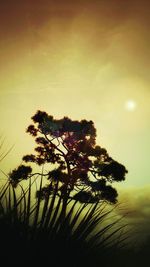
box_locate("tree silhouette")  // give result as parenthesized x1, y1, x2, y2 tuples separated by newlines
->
(9, 110, 128, 216)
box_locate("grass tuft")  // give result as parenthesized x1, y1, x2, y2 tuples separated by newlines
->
(0, 176, 130, 266)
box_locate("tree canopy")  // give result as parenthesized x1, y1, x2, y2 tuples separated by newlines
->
(9, 110, 128, 204)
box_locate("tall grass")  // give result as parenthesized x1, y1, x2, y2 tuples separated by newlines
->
(0, 136, 14, 164)
(0, 175, 129, 266)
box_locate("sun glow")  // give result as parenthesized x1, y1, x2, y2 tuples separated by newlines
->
(125, 100, 137, 111)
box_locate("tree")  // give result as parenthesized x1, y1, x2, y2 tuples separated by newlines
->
(9, 110, 128, 216)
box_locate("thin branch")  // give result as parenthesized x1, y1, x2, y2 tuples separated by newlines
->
(28, 172, 49, 178)
(60, 136, 69, 152)
(44, 134, 65, 157)
(56, 137, 60, 147)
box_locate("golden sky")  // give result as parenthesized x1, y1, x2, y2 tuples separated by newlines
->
(0, 1, 150, 232)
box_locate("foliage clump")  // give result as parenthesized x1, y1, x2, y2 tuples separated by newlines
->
(9, 110, 128, 205)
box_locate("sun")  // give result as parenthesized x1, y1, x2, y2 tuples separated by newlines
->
(125, 100, 137, 111)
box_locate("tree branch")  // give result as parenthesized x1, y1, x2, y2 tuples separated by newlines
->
(44, 134, 65, 157)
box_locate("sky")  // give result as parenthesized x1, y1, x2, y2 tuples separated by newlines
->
(0, 0, 150, 243)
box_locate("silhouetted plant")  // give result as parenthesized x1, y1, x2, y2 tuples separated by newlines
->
(0, 176, 129, 266)
(0, 122, 129, 266)
(0, 123, 145, 267)
(9, 110, 128, 220)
